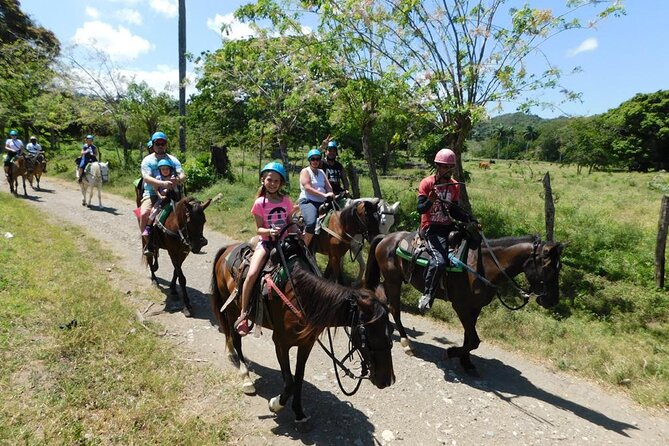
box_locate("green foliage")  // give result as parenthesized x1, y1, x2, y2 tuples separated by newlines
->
(183, 152, 217, 192)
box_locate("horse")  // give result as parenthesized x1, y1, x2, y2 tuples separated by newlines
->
(143, 196, 212, 317)
(28, 153, 47, 190)
(78, 161, 109, 208)
(364, 232, 564, 374)
(211, 230, 395, 429)
(478, 161, 490, 170)
(7, 155, 31, 196)
(313, 199, 382, 284)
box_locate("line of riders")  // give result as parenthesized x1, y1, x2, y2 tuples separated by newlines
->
(4, 130, 47, 183)
(131, 131, 476, 337)
(5, 128, 475, 338)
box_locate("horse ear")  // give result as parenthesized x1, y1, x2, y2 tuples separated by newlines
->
(370, 197, 380, 206)
(201, 198, 212, 210)
(391, 201, 400, 212)
(356, 202, 365, 215)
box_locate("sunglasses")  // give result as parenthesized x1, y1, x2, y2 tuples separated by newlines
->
(310, 157, 321, 161)
(154, 141, 167, 146)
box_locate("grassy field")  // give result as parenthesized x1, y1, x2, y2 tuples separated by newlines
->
(0, 194, 235, 444)
(45, 145, 669, 407)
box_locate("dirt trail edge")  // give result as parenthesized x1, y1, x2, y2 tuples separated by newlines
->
(15, 177, 669, 446)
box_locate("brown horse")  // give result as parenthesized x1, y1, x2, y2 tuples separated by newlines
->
(313, 199, 381, 283)
(143, 196, 212, 317)
(7, 155, 31, 196)
(28, 153, 47, 190)
(211, 232, 395, 428)
(364, 232, 564, 374)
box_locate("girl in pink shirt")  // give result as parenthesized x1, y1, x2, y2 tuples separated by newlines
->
(235, 162, 296, 336)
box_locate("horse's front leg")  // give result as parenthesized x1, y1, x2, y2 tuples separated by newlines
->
(385, 279, 413, 355)
(268, 339, 295, 415)
(96, 184, 102, 207)
(291, 343, 314, 431)
(447, 305, 482, 374)
(21, 176, 27, 196)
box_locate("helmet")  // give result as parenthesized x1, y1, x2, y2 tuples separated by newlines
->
(261, 161, 287, 182)
(86, 134, 94, 140)
(30, 136, 37, 141)
(151, 131, 168, 142)
(157, 159, 174, 169)
(146, 140, 153, 148)
(434, 148, 456, 164)
(9, 130, 17, 136)
(307, 148, 321, 160)
(327, 140, 338, 149)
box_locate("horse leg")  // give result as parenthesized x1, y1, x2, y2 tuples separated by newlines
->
(231, 332, 256, 394)
(96, 184, 102, 207)
(386, 279, 413, 355)
(268, 339, 295, 416)
(21, 176, 27, 196)
(88, 184, 94, 207)
(80, 184, 87, 206)
(177, 265, 193, 318)
(291, 343, 314, 430)
(446, 305, 482, 375)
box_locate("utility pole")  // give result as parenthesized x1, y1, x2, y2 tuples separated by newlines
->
(178, 0, 186, 154)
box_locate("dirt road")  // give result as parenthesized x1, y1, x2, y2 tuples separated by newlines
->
(14, 177, 669, 445)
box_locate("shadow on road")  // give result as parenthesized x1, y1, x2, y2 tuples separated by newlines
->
(405, 332, 638, 437)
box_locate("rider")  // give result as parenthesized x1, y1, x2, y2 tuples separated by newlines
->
(4, 130, 24, 177)
(416, 147, 462, 313)
(139, 131, 186, 256)
(25, 136, 43, 172)
(298, 148, 334, 249)
(77, 135, 98, 183)
(142, 158, 178, 237)
(319, 137, 349, 198)
(235, 162, 296, 336)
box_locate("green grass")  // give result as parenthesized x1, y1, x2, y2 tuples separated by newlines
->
(0, 193, 235, 444)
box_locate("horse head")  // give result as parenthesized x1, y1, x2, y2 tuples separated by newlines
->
(182, 197, 212, 254)
(353, 200, 382, 242)
(350, 285, 395, 389)
(377, 200, 400, 235)
(524, 240, 564, 308)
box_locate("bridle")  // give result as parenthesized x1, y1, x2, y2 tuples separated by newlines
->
(156, 199, 200, 251)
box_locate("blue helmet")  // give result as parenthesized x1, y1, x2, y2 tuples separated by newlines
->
(146, 140, 153, 148)
(327, 140, 338, 148)
(307, 148, 321, 160)
(151, 131, 168, 142)
(261, 161, 287, 182)
(9, 130, 17, 136)
(86, 134, 94, 140)
(157, 159, 174, 169)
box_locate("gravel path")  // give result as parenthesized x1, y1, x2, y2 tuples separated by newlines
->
(12, 177, 669, 445)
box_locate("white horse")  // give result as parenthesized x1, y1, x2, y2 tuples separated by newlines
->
(78, 161, 109, 208)
(343, 197, 400, 284)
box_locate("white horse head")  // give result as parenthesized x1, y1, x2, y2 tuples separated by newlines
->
(344, 197, 400, 235)
(79, 161, 109, 208)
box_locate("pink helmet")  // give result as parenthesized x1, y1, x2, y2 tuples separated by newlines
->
(434, 148, 456, 164)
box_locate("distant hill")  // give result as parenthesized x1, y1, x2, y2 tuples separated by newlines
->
(470, 112, 547, 140)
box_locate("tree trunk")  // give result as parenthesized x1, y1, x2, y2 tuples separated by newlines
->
(345, 162, 360, 198)
(444, 114, 473, 214)
(178, 0, 187, 154)
(656, 195, 669, 288)
(116, 120, 130, 165)
(542, 172, 555, 242)
(362, 119, 382, 198)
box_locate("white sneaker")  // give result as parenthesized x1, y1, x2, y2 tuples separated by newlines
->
(418, 294, 432, 313)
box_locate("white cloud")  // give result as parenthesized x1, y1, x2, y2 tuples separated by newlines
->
(119, 65, 196, 97)
(207, 13, 256, 40)
(149, 0, 177, 18)
(85, 6, 100, 19)
(116, 9, 143, 25)
(73, 21, 152, 61)
(568, 37, 598, 56)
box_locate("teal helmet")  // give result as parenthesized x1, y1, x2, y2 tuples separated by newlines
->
(327, 140, 338, 148)
(261, 161, 287, 182)
(151, 131, 167, 142)
(307, 148, 321, 160)
(86, 134, 94, 140)
(146, 140, 153, 148)
(157, 159, 174, 169)
(9, 130, 18, 136)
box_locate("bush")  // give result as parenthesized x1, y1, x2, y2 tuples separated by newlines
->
(183, 153, 216, 192)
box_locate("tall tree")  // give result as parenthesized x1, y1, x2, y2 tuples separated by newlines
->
(178, 0, 186, 154)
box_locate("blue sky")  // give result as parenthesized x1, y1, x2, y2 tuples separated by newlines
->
(19, 1, 669, 119)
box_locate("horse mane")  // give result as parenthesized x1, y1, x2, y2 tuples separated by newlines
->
(339, 203, 358, 227)
(289, 265, 382, 341)
(486, 234, 539, 247)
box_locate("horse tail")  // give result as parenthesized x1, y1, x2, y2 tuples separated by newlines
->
(211, 245, 233, 338)
(363, 234, 385, 290)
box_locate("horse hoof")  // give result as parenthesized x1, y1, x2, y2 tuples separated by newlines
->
(293, 416, 312, 433)
(399, 338, 414, 356)
(242, 381, 256, 395)
(269, 396, 285, 413)
(182, 306, 193, 318)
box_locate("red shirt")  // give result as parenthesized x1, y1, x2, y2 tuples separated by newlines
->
(418, 175, 460, 231)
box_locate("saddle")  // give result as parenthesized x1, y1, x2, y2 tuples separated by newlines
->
(396, 230, 469, 280)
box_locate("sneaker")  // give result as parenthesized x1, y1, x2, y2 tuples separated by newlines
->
(235, 318, 250, 337)
(142, 226, 151, 237)
(418, 294, 432, 313)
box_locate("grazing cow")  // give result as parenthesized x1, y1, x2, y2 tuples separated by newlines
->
(478, 161, 490, 170)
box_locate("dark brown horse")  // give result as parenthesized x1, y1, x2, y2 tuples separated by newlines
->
(28, 153, 47, 190)
(143, 196, 212, 317)
(211, 233, 395, 429)
(313, 199, 381, 283)
(7, 155, 31, 196)
(364, 232, 564, 374)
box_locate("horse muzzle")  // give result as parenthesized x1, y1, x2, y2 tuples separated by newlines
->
(191, 237, 208, 254)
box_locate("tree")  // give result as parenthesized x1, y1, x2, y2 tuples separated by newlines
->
(178, 0, 186, 154)
(300, 0, 624, 210)
(523, 125, 539, 153)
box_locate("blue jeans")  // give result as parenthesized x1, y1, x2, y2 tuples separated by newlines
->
(299, 199, 323, 234)
(423, 226, 453, 298)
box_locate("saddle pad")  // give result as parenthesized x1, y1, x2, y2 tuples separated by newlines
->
(395, 231, 467, 272)
(158, 203, 173, 225)
(224, 243, 253, 282)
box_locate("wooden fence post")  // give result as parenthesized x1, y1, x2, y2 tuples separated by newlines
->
(655, 195, 669, 288)
(542, 172, 555, 242)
